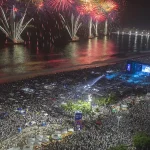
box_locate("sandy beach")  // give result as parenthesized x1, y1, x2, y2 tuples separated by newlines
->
(0, 52, 150, 84)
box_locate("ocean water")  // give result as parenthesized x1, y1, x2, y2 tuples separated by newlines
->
(0, 35, 150, 82)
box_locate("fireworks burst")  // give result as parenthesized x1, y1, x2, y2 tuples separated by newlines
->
(90, 5, 106, 21)
(60, 13, 82, 41)
(76, 2, 97, 15)
(31, 0, 44, 9)
(92, 10, 105, 36)
(0, 5, 33, 43)
(0, 0, 122, 44)
(100, 0, 118, 13)
(76, 1, 98, 38)
(47, 0, 74, 11)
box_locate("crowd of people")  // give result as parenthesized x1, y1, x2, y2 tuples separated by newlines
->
(0, 56, 150, 150)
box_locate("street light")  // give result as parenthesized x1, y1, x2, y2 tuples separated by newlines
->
(117, 115, 122, 144)
(88, 94, 92, 111)
(117, 116, 122, 128)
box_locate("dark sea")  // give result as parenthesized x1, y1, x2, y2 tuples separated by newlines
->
(0, 34, 150, 83)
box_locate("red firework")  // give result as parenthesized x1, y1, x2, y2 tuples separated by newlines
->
(38, 2, 44, 9)
(13, 7, 18, 12)
(100, 0, 118, 13)
(48, 0, 74, 11)
(91, 11, 106, 22)
(76, 3, 97, 15)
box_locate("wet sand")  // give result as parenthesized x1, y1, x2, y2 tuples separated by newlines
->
(0, 53, 149, 84)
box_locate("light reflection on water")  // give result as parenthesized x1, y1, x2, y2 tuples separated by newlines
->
(128, 35, 131, 50)
(0, 35, 150, 80)
(133, 36, 138, 51)
(146, 36, 149, 49)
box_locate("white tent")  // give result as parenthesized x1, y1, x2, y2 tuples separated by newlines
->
(30, 121, 36, 125)
(25, 122, 29, 126)
(51, 134, 62, 140)
(44, 113, 48, 116)
(55, 130, 61, 134)
(68, 128, 74, 132)
(121, 104, 128, 108)
(121, 104, 128, 110)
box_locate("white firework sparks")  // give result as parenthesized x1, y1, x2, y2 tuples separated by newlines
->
(104, 19, 108, 35)
(60, 13, 82, 41)
(0, 5, 33, 43)
(93, 20, 98, 36)
(88, 17, 93, 38)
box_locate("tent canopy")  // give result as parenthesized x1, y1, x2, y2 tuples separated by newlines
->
(68, 128, 74, 132)
(51, 134, 62, 140)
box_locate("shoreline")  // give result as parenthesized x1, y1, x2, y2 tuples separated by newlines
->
(0, 53, 150, 84)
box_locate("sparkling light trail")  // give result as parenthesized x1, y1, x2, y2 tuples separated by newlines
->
(0, 5, 33, 43)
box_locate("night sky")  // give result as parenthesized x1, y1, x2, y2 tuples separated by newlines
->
(121, 0, 150, 29)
